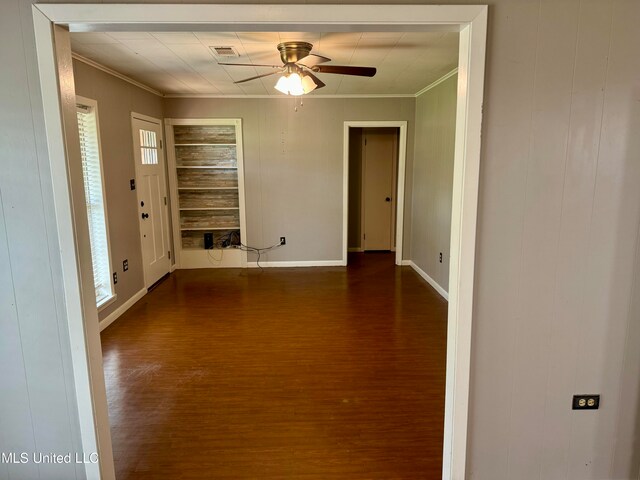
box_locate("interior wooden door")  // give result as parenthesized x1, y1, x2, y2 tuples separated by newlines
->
(132, 115, 170, 287)
(362, 129, 396, 251)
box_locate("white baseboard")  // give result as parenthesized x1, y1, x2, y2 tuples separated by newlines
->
(99, 287, 147, 332)
(348, 247, 364, 252)
(170, 263, 177, 273)
(247, 260, 345, 268)
(400, 260, 411, 266)
(408, 261, 449, 301)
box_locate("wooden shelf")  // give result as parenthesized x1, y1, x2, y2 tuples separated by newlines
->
(182, 246, 237, 251)
(174, 143, 236, 146)
(180, 227, 240, 231)
(178, 187, 238, 191)
(179, 207, 239, 211)
(176, 166, 238, 170)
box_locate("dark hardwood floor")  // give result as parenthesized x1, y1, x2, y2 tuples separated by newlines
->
(101, 252, 448, 479)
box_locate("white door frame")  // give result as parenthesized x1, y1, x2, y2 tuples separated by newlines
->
(31, 5, 487, 480)
(130, 112, 171, 287)
(343, 121, 407, 265)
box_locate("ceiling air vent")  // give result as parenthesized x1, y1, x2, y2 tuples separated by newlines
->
(210, 46, 240, 58)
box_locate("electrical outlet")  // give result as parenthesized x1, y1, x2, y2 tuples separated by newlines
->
(439, 252, 443, 263)
(123, 259, 128, 272)
(280, 237, 286, 245)
(113, 272, 118, 285)
(572, 394, 600, 410)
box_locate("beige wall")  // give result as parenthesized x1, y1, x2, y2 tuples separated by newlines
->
(410, 74, 456, 291)
(3, 1, 640, 479)
(469, 1, 640, 478)
(72, 59, 165, 321)
(163, 97, 416, 262)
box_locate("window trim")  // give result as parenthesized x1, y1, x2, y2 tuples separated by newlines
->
(76, 95, 116, 308)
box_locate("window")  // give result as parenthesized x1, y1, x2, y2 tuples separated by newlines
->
(76, 97, 114, 308)
(139, 129, 158, 164)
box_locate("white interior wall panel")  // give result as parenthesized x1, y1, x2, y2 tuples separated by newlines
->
(0, 1, 85, 478)
(2, 1, 640, 479)
(468, 1, 640, 479)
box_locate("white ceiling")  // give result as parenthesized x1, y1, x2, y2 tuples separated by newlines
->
(70, 31, 459, 96)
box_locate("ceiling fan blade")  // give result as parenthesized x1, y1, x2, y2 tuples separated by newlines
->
(218, 62, 282, 68)
(297, 54, 331, 69)
(234, 71, 282, 84)
(312, 65, 377, 77)
(304, 71, 326, 89)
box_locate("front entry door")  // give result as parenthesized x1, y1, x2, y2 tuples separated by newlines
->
(131, 114, 170, 287)
(362, 129, 397, 250)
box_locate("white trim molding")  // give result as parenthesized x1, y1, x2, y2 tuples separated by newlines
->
(99, 288, 147, 332)
(247, 260, 344, 268)
(72, 53, 163, 97)
(408, 261, 449, 301)
(343, 120, 408, 267)
(415, 68, 459, 97)
(164, 93, 417, 99)
(73, 53, 456, 100)
(32, 5, 488, 480)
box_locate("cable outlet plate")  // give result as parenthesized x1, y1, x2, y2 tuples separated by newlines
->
(280, 237, 286, 245)
(572, 394, 600, 410)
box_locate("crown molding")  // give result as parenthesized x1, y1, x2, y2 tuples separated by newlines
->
(71, 53, 163, 97)
(163, 93, 416, 99)
(73, 53, 455, 100)
(415, 68, 458, 97)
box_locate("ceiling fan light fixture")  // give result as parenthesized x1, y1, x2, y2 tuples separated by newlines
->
(274, 72, 318, 96)
(287, 73, 304, 96)
(301, 75, 318, 94)
(274, 75, 290, 95)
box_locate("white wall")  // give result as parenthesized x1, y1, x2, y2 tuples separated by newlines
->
(0, 3, 85, 479)
(163, 97, 416, 262)
(468, 1, 640, 478)
(410, 73, 457, 292)
(2, 1, 640, 479)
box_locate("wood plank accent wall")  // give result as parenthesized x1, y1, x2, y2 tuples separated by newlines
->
(178, 190, 239, 209)
(176, 169, 238, 189)
(173, 125, 236, 144)
(175, 145, 237, 167)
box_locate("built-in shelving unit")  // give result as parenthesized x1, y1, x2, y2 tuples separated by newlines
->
(166, 119, 247, 269)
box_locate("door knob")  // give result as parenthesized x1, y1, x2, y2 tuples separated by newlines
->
(385, 197, 391, 202)
(142, 213, 149, 219)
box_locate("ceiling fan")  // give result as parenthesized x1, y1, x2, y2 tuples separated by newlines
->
(218, 41, 377, 96)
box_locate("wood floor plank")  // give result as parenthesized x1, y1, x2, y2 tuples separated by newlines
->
(101, 253, 447, 479)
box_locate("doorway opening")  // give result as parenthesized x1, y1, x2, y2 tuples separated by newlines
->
(348, 126, 400, 258)
(32, 5, 487, 480)
(343, 121, 407, 266)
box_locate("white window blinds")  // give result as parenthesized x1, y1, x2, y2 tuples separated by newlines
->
(76, 102, 113, 306)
